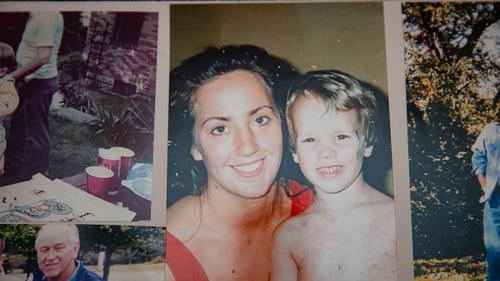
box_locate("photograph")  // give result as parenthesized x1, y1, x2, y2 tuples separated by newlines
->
(0, 223, 165, 281)
(403, 2, 500, 280)
(166, 2, 396, 281)
(0, 11, 158, 222)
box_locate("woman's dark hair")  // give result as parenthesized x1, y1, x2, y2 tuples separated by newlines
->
(170, 45, 276, 117)
(167, 45, 299, 206)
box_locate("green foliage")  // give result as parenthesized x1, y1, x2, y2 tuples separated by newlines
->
(414, 256, 485, 280)
(61, 82, 98, 115)
(50, 88, 155, 177)
(78, 225, 164, 280)
(91, 97, 155, 162)
(404, 2, 499, 133)
(403, 2, 500, 260)
(0, 224, 40, 258)
(58, 52, 86, 88)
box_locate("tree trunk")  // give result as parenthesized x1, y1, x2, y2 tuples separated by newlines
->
(102, 248, 113, 281)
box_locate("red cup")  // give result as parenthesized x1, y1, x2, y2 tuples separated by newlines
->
(85, 166, 114, 198)
(98, 148, 121, 195)
(110, 147, 135, 180)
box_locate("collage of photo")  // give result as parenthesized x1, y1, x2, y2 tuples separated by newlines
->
(0, 1, 498, 281)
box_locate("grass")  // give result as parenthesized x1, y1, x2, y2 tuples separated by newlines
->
(414, 256, 486, 281)
(49, 114, 99, 179)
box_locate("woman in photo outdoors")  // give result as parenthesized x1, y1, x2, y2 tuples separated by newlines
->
(166, 45, 313, 281)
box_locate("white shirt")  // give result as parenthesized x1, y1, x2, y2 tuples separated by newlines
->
(16, 11, 64, 79)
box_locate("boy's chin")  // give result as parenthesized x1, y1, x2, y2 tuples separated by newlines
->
(314, 184, 350, 194)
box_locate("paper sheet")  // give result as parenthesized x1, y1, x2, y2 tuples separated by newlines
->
(0, 174, 136, 222)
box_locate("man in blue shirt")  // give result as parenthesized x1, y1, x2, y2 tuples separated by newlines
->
(35, 224, 104, 281)
(471, 99, 500, 281)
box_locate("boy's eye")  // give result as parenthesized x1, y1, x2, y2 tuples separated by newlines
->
(302, 137, 315, 143)
(210, 126, 227, 135)
(336, 134, 350, 140)
(254, 115, 271, 126)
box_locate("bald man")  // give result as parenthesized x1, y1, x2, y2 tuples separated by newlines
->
(35, 224, 103, 281)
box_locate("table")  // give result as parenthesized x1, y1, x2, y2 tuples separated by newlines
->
(62, 173, 151, 221)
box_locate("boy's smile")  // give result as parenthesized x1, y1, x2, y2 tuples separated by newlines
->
(316, 164, 342, 177)
(290, 95, 373, 194)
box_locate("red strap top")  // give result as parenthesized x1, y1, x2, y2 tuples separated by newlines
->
(288, 180, 315, 216)
(166, 230, 210, 281)
(166, 180, 313, 281)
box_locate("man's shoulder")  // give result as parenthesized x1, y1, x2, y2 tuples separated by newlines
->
(476, 122, 500, 142)
(77, 264, 104, 281)
(482, 122, 500, 132)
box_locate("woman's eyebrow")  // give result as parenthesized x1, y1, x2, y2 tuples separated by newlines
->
(250, 105, 275, 116)
(200, 106, 275, 127)
(201, 116, 229, 127)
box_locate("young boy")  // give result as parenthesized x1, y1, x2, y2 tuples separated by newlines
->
(271, 70, 396, 281)
(0, 42, 20, 176)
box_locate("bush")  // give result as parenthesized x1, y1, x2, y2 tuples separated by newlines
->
(58, 52, 85, 87)
(91, 97, 154, 163)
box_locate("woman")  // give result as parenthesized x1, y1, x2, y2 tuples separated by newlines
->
(166, 45, 313, 281)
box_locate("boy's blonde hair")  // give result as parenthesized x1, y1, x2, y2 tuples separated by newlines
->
(286, 70, 377, 152)
(0, 42, 15, 71)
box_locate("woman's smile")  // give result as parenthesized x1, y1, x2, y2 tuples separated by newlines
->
(231, 158, 265, 176)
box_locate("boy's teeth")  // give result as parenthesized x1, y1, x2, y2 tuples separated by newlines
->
(234, 160, 262, 173)
(318, 166, 341, 174)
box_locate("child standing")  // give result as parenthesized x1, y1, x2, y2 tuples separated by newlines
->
(0, 42, 20, 176)
(271, 70, 396, 280)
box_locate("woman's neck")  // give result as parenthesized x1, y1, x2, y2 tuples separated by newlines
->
(201, 181, 289, 232)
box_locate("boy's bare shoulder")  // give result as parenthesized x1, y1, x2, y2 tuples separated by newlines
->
(364, 190, 396, 254)
(275, 211, 310, 238)
(366, 185, 393, 204)
(361, 186, 395, 215)
(273, 211, 312, 254)
(366, 187, 395, 222)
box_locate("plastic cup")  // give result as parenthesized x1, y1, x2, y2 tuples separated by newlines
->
(85, 166, 114, 198)
(110, 147, 135, 180)
(97, 148, 121, 195)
